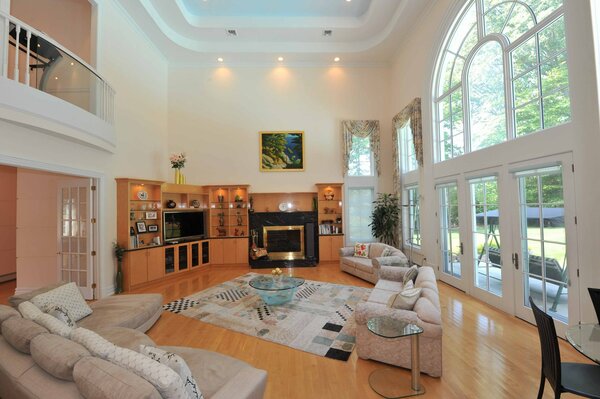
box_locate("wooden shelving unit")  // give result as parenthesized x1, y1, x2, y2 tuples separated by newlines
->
(161, 183, 208, 210)
(206, 185, 249, 238)
(249, 192, 317, 213)
(316, 183, 344, 261)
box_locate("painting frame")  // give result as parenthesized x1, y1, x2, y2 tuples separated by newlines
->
(259, 131, 305, 172)
(136, 221, 147, 233)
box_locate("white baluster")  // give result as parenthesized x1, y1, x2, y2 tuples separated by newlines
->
(25, 29, 30, 86)
(13, 24, 19, 82)
(0, 15, 7, 77)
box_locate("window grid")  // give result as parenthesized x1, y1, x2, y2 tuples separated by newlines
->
(434, 0, 569, 163)
(405, 186, 421, 247)
(399, 121, 418, 173)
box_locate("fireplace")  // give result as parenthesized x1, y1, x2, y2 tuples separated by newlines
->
(263, 225, 304, 260)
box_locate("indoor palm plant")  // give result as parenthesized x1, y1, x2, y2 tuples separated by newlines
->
(113, 242, 126, 294)
(369, 193, 400, 247)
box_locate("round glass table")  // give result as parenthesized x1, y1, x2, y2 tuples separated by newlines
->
(566, 323, 600, 364)
(367, 316, 425, 398)
(248, 275, 305, 305)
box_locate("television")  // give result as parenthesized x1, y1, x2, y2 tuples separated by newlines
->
(163, 210, 207, 243)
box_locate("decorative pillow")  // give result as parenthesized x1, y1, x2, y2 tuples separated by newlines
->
(30, 333, 90, 381)
(106, 346, 188, 399)
(140, 345, 203, 399)
(34, 313, 73, 338)
(71, 327, 117, 359)
(380, 248, 394, 257)
(45, 303, 76, 327)
(31, 282, 92, 322)
(8, 281, 67, 308)
(402, 265, 419, 286)
(387, 287, 422, 310)
(18, 300, 43, 320)
(354, 243, 370, 258)
(1, 317, 48, 354)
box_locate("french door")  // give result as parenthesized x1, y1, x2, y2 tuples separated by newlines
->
(57, 178, 96, 299)
(511, 155, 578, 336)
(437, 182, 466, 291)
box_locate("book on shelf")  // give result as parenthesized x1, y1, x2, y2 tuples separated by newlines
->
(319, 224, 340, 234)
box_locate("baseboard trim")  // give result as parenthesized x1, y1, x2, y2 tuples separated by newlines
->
(0, 273, 16, 283)
(14, 286, 36, 295)
(100, 285, 115, 298)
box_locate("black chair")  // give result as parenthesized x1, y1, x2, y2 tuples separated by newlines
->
(589, 288, 600, 323)
(530, 296, 600, 399)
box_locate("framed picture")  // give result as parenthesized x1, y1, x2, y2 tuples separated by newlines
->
(136, 221, 147, 233)
(148, 224, 158, 232)
(259, 131, 304, 171)
(145, 211, 158, 220)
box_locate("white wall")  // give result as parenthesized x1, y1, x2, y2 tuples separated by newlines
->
(0, 0, 169, 297)
(388, 0, 600, 322)
(168, 66, 393, 194)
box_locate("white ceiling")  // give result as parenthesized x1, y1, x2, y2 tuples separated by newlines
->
(116, 0, 432, 65)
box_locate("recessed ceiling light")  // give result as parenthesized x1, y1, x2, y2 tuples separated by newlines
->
(70, 62, 74, 66)
(277, 56, 284, 62)
(54, 76, 58, 80)
(334, 57, 340, 62)
(217, 57, 224, 62)
(323, 30, 332, 36)
(346, 0, 352, 2)
(226, 29, 237, 36)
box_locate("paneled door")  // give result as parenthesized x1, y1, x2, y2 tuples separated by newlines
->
(57, 178, 96, 299)
(511, 155, 579, 336)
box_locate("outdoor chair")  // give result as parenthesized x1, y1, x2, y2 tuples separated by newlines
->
(530, 296, 600, 399)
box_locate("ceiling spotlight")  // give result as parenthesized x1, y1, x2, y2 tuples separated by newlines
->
(346, 0, 352, 2)
(277, 56, 284, 62)
(334, 57, 340, 62)
(70, 62, 74, 66)
(226, 29, 237, 36)
(217, 57, 224, 62)
(323, 30, 332, 36)
(54, 76, 58, 80)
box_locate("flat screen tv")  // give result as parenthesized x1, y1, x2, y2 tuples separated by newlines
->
(163, 210, 206, 243)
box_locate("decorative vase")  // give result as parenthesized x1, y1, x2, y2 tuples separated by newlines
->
(115, 262, 123, 294)
(174, 168, 185, 184)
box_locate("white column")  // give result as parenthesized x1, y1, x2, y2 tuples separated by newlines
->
(0, 0, 10, 14)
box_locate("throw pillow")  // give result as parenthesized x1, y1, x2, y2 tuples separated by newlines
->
(387, 287, 422, 310)
(34, 313, 73, 338)
(354, 243, 370, 258)
(380, 248, 394, 257)
(45, 304, 76, 327)
(18, 300, 43, 320)
(402, 265, 419, 286)
(1, 317, 48, 354)
(30, 333, 90, 381)
(31, 282, 92, 322)
(140, 345, 203, 399)
(71, 327, 117, 359)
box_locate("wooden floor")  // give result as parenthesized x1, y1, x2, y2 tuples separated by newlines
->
(0, 263, 589, 398)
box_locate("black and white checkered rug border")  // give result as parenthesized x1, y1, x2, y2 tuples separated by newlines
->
(163, 298, 199, 314)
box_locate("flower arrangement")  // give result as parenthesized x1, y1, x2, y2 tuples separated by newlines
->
(169, 152, 186, 169)
(271, 267, 282, 276)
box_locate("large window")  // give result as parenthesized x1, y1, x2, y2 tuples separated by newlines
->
(347, 135, 373, 177)
(434, 0, 570, 162)
(347, 187, 375, 243)
(398, 121, 418, 173)
(404, 186, 421, 247)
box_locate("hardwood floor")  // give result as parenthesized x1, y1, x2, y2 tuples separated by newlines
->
(0, 263, 588, 398)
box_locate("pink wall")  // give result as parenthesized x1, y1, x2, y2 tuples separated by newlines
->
(10, 0, 92, 64)
(0, 166, 16, 281)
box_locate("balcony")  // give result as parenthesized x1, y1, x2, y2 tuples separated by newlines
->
(0, 12, 115, 152)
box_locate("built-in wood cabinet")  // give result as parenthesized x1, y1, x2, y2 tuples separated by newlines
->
(210, 238, 248, 265)
(206, 185, 249, 238)
(319, 235, 344, 262)
(123, 246, 165, 291)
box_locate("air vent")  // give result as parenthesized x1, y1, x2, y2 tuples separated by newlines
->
(323, 30, 332, 37)
(226, 29, 238, 36)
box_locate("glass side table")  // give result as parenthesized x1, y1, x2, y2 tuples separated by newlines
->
(367, 316, 425, 398)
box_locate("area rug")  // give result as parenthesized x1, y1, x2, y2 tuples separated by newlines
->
(163, 273, 371, 361)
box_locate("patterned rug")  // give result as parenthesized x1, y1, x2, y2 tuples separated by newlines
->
(163, 273, 371, 361)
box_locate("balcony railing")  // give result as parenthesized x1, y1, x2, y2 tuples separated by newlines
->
(0, 12, 115, 125)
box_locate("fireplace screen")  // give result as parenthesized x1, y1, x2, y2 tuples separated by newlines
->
(263, 225, 305, 260)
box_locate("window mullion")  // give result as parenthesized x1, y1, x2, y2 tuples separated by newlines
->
(504, 45, 515, 140)
(475, 0, 485, 40)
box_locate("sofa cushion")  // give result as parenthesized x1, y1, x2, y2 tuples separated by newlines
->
(140, 345, 203, 399)
(368, 243, 387, 259)
(31, 282, 93, 322)
(30, 333, 90, 381)
(18, 301, 44, 320)
(350, 257, 375, 274)
(354, 243, 370, 258)
(387, 287, 422, 310)
(374, 279, 403, 293)
(33, 313, 73, 338)
(1, 317, 48, 354)
(414, 297, 442, 325)
(78, 294, 163, 331)
(368, 288, 397, 305)
(162, 346, 252, 399)
(8, 281, 67, 308)
(0, 304, 20, 328)
(73, 357, 161, 399)
(95, 326, 156, 352)
(381, 248, 394, 257)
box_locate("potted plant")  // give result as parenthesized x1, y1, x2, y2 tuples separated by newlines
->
(369, 193, 400, 247)
(113, 242, 126, 294)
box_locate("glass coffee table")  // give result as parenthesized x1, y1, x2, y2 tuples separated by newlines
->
(367, 316, 425, 398)
(248, 275, 305, 305)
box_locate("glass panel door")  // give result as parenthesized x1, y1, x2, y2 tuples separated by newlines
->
(438, 183, 464, 289)
(470, 177, 503, 297)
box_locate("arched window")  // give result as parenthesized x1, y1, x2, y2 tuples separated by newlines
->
(434, 0, 570, 162)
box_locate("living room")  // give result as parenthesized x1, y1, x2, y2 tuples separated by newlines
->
(1, 0, 600, 398)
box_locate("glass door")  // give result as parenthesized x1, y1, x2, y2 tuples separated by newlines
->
(512, 157, 578, 336)
(438, 182, 465, 290)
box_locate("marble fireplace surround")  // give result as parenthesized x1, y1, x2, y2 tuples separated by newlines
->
(249, 211, 319, 268)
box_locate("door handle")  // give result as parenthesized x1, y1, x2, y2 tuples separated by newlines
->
(512, 253, 519, 270)
(459, 242, 464, 255)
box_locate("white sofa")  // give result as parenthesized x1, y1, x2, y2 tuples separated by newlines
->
(339, 243, 408, 283)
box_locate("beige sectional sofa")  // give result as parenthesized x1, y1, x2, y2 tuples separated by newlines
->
(355, 265, 442, 377)
(339, 243, 409, 283)
(0, 286, 267, 399)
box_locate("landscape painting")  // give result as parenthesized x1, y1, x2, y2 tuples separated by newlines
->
(259, 131, 304, 171)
